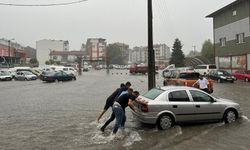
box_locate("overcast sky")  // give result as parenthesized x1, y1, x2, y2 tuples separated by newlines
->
(0, 0, 235, 54)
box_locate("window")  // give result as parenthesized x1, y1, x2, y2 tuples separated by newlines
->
(179, 73, 200, 80)
(233, 10, 237, 16)
(219, 37, 226, 47)
(143, 88, 164, 100)
(209, 65, 216, 69)
(168, 90, 190, 102)
(190, 90, 213, 102)
(236, 33, 245, 44)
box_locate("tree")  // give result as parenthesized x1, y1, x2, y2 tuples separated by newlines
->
(201, 39, 214, 63)
(169, 38, 185, 67)
(107, 44, 126, 65)
(45, 59, 55, 65)
(29, 58, 39, 67)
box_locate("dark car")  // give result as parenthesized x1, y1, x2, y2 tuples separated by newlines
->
(207, 70, 236, 83)
(41, 71, 76, 82)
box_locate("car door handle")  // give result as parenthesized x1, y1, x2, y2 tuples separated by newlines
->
(172, 105, 178, 108)
(195, 105, 200, 108)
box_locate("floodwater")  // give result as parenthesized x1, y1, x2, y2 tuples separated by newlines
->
(0, 70, 250, 150)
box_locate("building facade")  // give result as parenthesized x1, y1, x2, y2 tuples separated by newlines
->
(0, 38, 26, 67)
(36, 39, 69, 65)
(86, 38, 106, 65)
(129, 44, 170, 67)
(49, 50, 84, 65)
(207, 0, 250, 72)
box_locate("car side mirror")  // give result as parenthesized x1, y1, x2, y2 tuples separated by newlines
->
(211, 98, 216, 103)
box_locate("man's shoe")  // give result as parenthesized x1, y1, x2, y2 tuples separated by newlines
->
(100, 127, 104, 132)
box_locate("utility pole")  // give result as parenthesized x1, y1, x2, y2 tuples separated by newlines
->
(148, 0, 155, 90)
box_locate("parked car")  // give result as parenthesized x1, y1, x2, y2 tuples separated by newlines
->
(132, 86, 242, 130)
(14, 71, 37, 81)
(232, 70, 250, 82)
(207, 70, 236, 83)
(0, 70, 12, 81)
(163, 71, 214, 93)
(194, 64, 217, 75)
(41, 71, 76, 82)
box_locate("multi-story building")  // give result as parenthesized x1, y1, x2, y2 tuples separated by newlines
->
(36, 39, 69, 65)
(24, 46, 37, 60)
(86, 38, 106, 65)
(49, 50, 84, 65)
(207, 0, 250, 72)
(0, 38, 26, 67)
(129, 44, 170, 66)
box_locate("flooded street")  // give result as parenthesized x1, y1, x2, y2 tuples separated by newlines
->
(0, 70, 250, 150)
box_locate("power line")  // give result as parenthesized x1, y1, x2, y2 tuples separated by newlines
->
(0, 0, 88, 7)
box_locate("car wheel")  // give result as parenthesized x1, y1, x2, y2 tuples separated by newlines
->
(24, 78, 28, 81)
(157, 114, 173, 130)
(245, 78, 249, 82)
(224, 109, 237, 124)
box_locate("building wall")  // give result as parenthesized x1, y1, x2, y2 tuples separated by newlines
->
(214, 17, 250, 44)
(86, 38, 106, 62)
(212, 0, 250, 71)
(36, 39, 69, 64)
(213, 0, 249, 28)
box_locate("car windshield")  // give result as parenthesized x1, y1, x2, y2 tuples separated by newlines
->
(23, 71, 33, 75)
(0, 71, 10, 76)
(218, 71, 230, 75)
(143, 88, 164, 100)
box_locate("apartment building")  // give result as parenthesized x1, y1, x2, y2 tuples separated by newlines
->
(86, 38, 106, 64)
(207, 0, 250, 72)
(129, 44, 170, 66)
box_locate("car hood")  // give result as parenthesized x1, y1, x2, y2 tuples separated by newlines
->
(0, 75, 12, 78)
(216, 98, 237, 104)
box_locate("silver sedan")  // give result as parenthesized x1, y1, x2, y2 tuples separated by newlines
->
(132, 86, 242, 130)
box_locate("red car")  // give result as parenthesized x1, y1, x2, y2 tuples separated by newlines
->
(233, 70, 250, 82)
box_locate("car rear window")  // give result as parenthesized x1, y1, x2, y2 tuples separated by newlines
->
(179, 73, 200, 80)
(143, 88, 164, 100)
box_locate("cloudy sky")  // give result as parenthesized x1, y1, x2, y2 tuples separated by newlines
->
(0, 0, 235, 54)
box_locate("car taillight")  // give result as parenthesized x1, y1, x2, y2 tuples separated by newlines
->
(141, 104, 149, 112)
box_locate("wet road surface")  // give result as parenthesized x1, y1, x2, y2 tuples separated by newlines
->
(0, 70, 250, 150)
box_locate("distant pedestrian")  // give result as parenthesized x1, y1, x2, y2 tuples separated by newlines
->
(97, 82, 131, 123)
(192, 75, 209, 93)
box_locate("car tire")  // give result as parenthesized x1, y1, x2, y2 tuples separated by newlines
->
(157, 114, 174, 130)
(224, 109, 237, 124)
(245, 78, 249, 82)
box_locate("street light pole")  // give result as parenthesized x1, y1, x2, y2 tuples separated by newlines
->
(8, 38, 14, 67)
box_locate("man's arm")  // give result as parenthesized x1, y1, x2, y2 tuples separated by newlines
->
(128, 99, 136, 112)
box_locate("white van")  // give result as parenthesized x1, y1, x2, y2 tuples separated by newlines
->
(194, 64, 216, 75)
